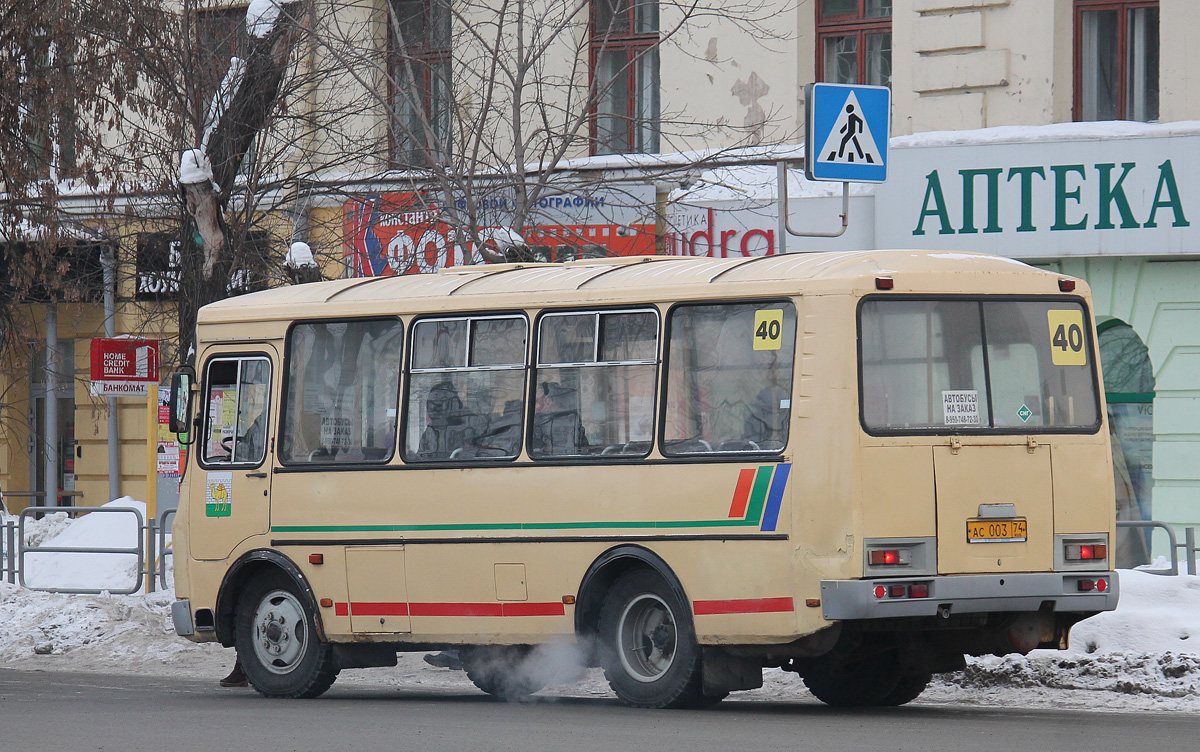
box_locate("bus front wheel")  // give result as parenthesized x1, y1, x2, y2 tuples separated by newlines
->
(235, 572, 338, 698)
(598, 569, 717, 709)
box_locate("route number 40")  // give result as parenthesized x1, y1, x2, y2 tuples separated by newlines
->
(754, 310, 784, 351)
(1047, 309, 1087, 366)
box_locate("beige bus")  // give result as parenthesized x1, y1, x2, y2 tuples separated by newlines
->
(168, 250, 1118, 707)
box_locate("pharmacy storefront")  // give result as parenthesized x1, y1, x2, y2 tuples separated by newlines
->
(671, 123, 1200, 564)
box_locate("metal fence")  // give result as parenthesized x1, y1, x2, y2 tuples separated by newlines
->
(1, 505, 175, 594)
(1117, 520, 1198, 577)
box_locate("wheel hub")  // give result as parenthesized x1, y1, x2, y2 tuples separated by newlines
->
(252, 590, 308, 674)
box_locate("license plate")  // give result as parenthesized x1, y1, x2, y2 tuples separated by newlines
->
(967, 518, 1028, 543)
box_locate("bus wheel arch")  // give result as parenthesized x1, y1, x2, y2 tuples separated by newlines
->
(215, 550, 325, 647)
(574, 545, 690, 650)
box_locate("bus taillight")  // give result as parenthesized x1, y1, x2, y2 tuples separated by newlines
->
(868, 548, 911, 566)
(1065, 543, 1107, 561)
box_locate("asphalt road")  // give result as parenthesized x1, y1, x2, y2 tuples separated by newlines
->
(2, 668, 1197, 752)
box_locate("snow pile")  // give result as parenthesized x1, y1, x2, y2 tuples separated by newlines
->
(2, 504, 1198, 711)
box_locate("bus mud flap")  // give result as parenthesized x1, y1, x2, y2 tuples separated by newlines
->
(702, 647, 763, 695)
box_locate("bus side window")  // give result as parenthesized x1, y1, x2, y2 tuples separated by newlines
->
(202, 356, 272, 466)
(662, 302, 796, 455)
(404, 315, 527, 461)
(532, 309, 658, 458)
(279, 319, 404, 464)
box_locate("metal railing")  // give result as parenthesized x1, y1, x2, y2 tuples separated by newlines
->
(1116, 520, 1198, 577)
(1, 505, 175, 594)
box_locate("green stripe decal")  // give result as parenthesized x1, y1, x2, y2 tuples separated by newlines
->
(742, 466, 775, 526)
(271, 464, 788, 534)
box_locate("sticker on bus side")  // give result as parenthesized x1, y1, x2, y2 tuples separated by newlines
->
(1047, 309, 1087, 366)
(206, 472, 233, 517)
(753, 309, 784, 351)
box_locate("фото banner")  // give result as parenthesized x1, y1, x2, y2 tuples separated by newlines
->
(343, 187, 657, 277)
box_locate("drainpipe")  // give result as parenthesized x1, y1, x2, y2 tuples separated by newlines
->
(101, 247, 120, 501)
(44, 303, 59, 506)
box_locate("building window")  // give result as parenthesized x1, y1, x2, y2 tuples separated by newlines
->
(388, 0, 452, 166)
(195, 7, 248, 114)
(816, 0, 891, 87)
(1075, 1, 1158, 121)
(590, 0, 660, 155)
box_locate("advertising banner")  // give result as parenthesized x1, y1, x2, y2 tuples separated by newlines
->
(343, 186, 657, 277)
(89, 338, 160, 397)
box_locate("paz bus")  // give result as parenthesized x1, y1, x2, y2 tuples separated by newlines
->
(168, 250, 1118, 707)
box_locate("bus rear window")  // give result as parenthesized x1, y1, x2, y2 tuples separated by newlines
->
(663, 301, 796, 454)
(860, 298, 1100, 433)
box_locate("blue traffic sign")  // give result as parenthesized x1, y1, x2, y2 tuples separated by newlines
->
(805, 83, 891, 183)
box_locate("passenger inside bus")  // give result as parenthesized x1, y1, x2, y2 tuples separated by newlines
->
(532, 381, 588, 456)
(418, 381, 477, 459)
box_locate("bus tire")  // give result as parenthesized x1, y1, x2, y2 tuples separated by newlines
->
(878, 671, 931, 706)
(803, 657, 897, 707)
(235, 571, 338, 699)
(462, 646, 546, 701)
(598, 569, 709, 709)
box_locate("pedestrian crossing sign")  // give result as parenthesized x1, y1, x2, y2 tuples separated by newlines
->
(805, 83, 891, 183)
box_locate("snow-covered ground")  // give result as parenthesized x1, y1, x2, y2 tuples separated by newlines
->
(2, 499, 1198, 712)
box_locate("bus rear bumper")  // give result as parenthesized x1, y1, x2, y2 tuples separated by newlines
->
(819, 571, 1119, 621)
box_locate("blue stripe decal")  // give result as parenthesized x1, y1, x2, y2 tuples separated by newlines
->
(760, 463, 791, 532)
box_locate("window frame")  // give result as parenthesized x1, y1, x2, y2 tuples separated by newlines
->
(277, 316, 405, 467)
(197, 353, 274, 470)
(815, 0, 892, 87)
(588, 0, 661, 155)
(387, 0, 453, 166)
(856, 294, 1104, 437)
(1072, 0, 1159, 122)
(530, 306, 661, 461)
(400, 312, 530, 463)
(658, 298, 798, 458)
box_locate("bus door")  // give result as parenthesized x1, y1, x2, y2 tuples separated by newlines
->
(192, 348, 278, 560)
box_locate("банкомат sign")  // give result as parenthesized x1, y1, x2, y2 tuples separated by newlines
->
(875, 125, 1199, 258)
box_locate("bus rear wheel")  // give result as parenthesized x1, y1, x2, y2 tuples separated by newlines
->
(462, 646, 546, 701)
(803, 653, 928, 707)
(235, 572, 338, 699)
(598, 570, 716, 709)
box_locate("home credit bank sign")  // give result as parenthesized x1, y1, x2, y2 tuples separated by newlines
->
(89, 338, 160, 397)
(343, 189, 656, 276)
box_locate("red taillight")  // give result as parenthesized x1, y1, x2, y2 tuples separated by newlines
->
(869, 548, 911, 566)
(874, 585, 887, 599)
(870, 550, 897, 565)
(1065, 542, 1107, 561)
(1059, 278, 1077, 292)
(1078, 579, 1096, 592)
(909, 583, 929, 598)
(1096, 579, 1108, 592)
(876, 276, 894, 290)
(889, 585, 907, 598)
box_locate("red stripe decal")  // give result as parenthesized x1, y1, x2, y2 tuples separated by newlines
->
(501, 602, 566, 617)
(350, 602, 410, 617)
(692, 597, 795, 616)
(728, 468, 757, 518)
(410, 602, 505, 617)
(333, 602, 566, 617)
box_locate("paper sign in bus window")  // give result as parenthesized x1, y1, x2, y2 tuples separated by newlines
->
(1047, 309, 1087, 366)
(942, 390, 980, 425)
(753, 310, 784, 351)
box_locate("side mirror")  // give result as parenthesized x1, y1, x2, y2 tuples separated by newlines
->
(168, 369, 195, 436)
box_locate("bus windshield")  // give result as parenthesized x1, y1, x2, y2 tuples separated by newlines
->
(860, 298, 1100, 433)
